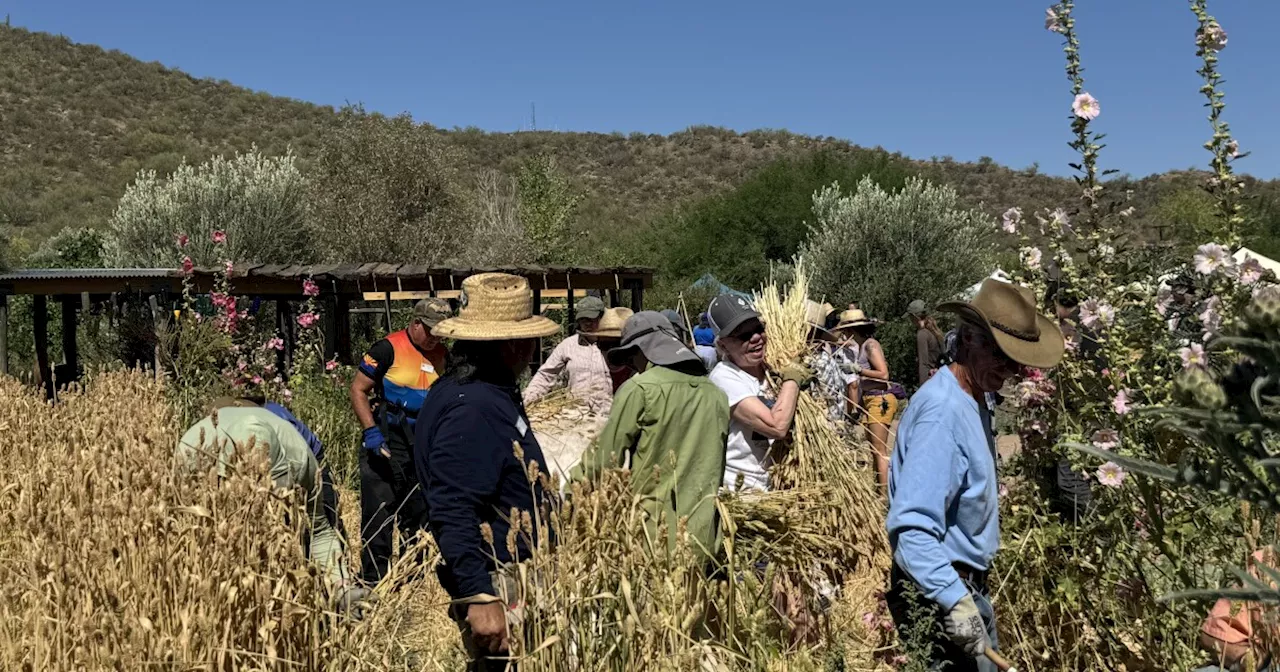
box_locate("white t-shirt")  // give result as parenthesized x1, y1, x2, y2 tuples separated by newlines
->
(695, 344, 718, 371)
(709, 361, 772, 491)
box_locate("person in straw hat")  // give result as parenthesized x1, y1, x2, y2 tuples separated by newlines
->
(590, 306, 637, 393)
(414, 273, 559, 669)
(349, 297, 451, 586)
(886, 279, 1063, 672)
(834, 307, 895, 487)
(806, 301, 859, 428)
(523, 295, 616, 414)
(574, 311, 730, 562)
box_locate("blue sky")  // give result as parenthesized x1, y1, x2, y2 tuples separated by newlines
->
(10, 0, 1279, 178)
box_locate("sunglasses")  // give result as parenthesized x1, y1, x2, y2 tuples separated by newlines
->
(727, 323, 766, 341)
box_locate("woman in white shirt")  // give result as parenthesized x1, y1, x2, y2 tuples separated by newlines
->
(705, 294, 812, 491)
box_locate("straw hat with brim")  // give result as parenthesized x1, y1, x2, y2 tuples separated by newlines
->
(834, 308, 878, 332)
(608, 311, 701, 368)
(804, 300, 835, 329)
(937, 278, 1065, 369)
(432, 273, 561, 341)
(587, 307, 634, 339)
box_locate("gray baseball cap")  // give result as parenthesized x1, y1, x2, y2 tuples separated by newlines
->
(575, 296, 606, 320)
(905, 299, 927, 317)
(659, 309, 688, 341)
(706, 294, 760, 339)
(607, 311, 701, 368)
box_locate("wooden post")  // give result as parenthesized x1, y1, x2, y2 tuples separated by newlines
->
(147, 294, 164, 378)
(608, 288, 620, 308)
(626, 279, 645, 313)
(531, 288, 544, 367)
(276, 300, 294, 375)
(322, 295, 339, 365)
(0, 294, 8, 376)
(566, 277, 577, 326)
(59, 296, 80, 385)
(33, 295, 51, 399)
(334, 296, 352, 365)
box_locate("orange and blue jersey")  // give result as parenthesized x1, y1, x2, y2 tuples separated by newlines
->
(359, 330, 446, 425)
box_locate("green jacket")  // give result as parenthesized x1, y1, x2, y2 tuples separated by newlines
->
(176, 407, 348, 586)
(575, 365, 729, 559)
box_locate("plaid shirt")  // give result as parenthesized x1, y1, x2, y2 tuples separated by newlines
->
(523, 335, 614, 414)
(813, 343, 859, 423)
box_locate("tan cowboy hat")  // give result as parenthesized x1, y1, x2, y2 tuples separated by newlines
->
(432, 273, 561, 341)
(587, 307, 634, 339)
(834, 308, 877, 331)
(937, 278, 1065, 369)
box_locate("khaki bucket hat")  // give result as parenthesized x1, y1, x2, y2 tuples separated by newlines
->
(587, 307, 634, 339)
(834, 308, 877, 332)
(432, 273, 561, 341)
(937, 278, 1064, 369)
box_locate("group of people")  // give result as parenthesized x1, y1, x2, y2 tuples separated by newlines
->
(172, 272, 1258, 672)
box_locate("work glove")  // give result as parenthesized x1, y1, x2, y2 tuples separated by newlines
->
(943, 594, 990, 656)
(778, 362, 816, 389)
(362, 427, 390, 458)
(839, 360, 863, 375)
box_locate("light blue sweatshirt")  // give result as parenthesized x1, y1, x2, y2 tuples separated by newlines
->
(887, 365, 999, 610)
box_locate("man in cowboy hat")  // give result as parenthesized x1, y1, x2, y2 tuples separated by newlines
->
(415, 273, 560, 670)
(886, 279, 1063, 671)
(349, 297, 451, 586)
(575, 311, 730, 560)
(524, 295, 616, 414)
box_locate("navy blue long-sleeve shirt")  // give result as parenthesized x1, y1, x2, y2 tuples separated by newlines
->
(414, 375, 549, 600)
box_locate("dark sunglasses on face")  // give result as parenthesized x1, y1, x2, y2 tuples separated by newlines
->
(728, 323, 766, 341)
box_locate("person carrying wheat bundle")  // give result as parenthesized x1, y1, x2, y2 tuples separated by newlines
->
(886, 279, 1063, 672)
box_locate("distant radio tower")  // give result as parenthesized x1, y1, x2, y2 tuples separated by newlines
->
(530, 103, 536, 131)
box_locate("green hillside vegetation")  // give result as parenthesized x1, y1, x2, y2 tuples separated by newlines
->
(3, 23, 1280, 282)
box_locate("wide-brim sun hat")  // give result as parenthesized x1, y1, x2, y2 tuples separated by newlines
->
(834, 308, 878, 332)
(804, 300, 835, 329)
(936, 278, 1065, 369)
(432, 273, 561, 341)
(587, 307, 634, 339)
(607, 311, 701, 368)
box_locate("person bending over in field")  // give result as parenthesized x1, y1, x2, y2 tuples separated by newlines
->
(415, 273, 558, 671)
(175, 396, 369, 610)
(575, 310, 729, 562)
(522, 295, 615, 414)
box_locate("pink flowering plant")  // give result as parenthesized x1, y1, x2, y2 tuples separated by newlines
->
(988, 3, 1277, 669)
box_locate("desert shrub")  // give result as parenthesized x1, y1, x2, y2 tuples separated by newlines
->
(306, 107, 473, 265)
(468, 169, 532, 266)
(650, 150, 914, 301)
(105, 147, 313, 266)
(518, 153, 583, 264)
(26, 226, 107, 268)
(800, 176, 996, 388)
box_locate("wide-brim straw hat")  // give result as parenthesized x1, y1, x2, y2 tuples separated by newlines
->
(432, 273, 561, 341)
(804, 300, 836, 329)
(937, 278, 1065, 369)
(587, 307, 634, 339)
(834, 308, 877, 331)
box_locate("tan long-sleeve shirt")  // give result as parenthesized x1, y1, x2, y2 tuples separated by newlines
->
(523, 335, 614, 414)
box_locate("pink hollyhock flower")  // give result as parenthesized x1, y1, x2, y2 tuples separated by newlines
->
(1079, 298, 1114, 329)
(175, 233, 189, 248)
(1112, 389, 1133, 415)
(1198, 22, 1228, 51)
(1237, 256, 1265, 285)
(891, 654, 910, 666)
(1226, 139, 1240, 159)
(1001, 207, 1022, 234)
(325, 358, 339, 372)
(1194, 243, 1231, 275)
(236, 359, 247, 372)
(212, 230, 227, 245)
(1091, 429, 1120, 450)
(1180, 343, 1207, 368)
(224, 260, 234, 276)
(1072, 93, 1100, 120)
(303, 279, 320, 297)
(1096, 461, 1127, 487)
(1020, 247, 1042, 271)
(1045, 7, 1063, 33)
(297, 312, 319, 329)
(1199, 296, 1222, 336)
(251, 375, 264, 385)
(181, 256, 194, 275)
(265, 337, 285, 351)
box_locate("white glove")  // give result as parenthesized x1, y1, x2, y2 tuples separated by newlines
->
(943, 594, 989, 656)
